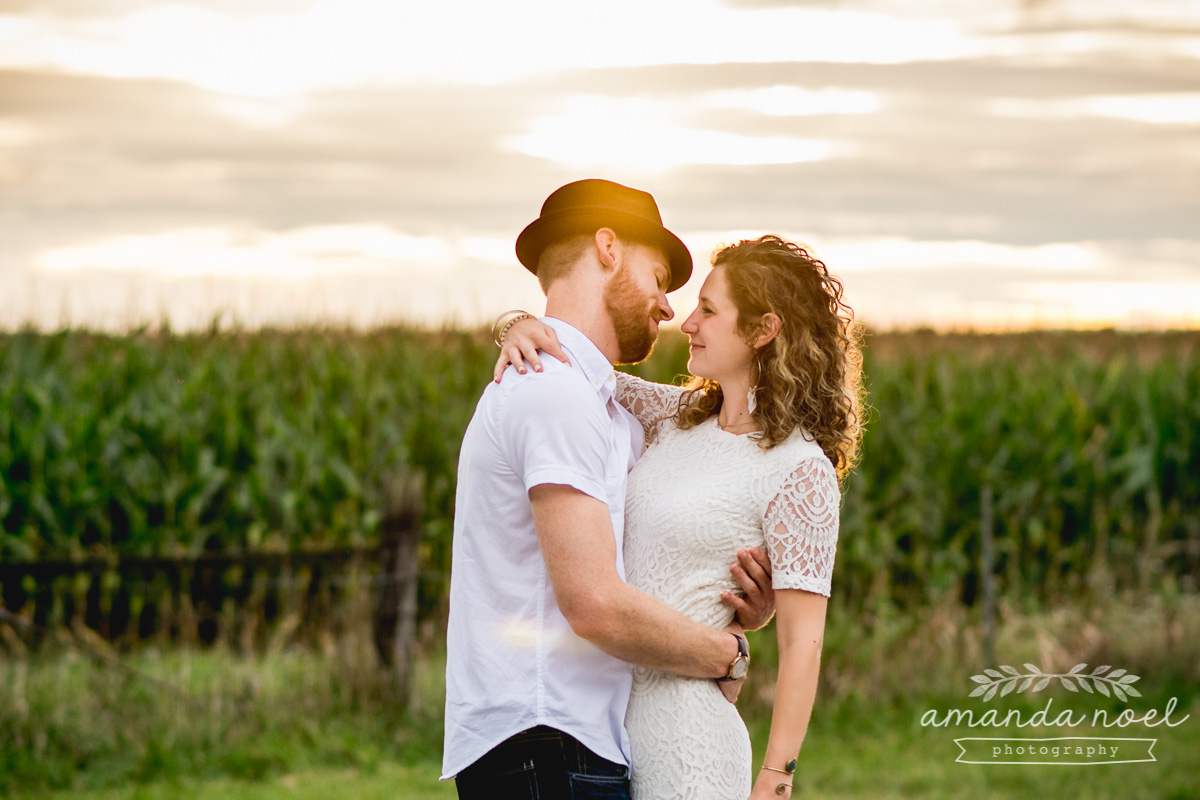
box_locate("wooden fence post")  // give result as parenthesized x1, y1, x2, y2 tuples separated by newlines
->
(374, 469, 425, 706)
(980, 483, 995, 669)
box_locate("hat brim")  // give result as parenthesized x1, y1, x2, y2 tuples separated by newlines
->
(516, 207, 693, 293)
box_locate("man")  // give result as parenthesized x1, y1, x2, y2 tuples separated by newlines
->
(443, 179, 774, 799)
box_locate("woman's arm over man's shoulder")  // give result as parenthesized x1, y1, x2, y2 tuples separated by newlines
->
(614, 372, 686, 440)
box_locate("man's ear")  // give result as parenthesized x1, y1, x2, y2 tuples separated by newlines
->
(594, 228, 619, 273)
(753, 313, 782, 349)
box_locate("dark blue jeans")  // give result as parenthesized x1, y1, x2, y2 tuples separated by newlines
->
(455, 725, 631, 800)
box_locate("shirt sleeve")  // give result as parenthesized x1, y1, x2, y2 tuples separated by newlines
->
(498, 372, 611, 504)
(762, 456, 841, 596)
(614, 372, 686, 440)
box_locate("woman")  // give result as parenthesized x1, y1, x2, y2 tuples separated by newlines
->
(496, 235, 863, 799)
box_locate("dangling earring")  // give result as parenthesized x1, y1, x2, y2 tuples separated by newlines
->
(747, 353, 761, 415)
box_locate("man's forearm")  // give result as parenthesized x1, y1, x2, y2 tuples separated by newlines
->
(568, 579, 740, 679)
(530, 484, 740, 679)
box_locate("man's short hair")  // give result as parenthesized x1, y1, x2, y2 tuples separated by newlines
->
(536, 234, 592, 294)
(536, 230, 657, 294)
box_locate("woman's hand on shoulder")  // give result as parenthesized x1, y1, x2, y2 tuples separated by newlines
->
(494, 318, 570, 382)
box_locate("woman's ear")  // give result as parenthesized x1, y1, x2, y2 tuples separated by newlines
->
(753, 312, 782, 349)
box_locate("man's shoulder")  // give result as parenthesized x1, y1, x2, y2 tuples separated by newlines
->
(496, 356, 594, 395)
(492, 358, 605, 417)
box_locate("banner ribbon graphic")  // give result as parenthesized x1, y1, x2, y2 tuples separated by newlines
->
(954, 737, 1156, 765)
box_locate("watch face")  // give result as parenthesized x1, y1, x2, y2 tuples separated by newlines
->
(731, 658, 749, 680)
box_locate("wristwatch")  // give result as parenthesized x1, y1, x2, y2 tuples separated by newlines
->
(718, 633, 749, 681)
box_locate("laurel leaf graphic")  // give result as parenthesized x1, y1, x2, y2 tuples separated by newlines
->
(1090, 665, 1111, 676)
(969, 685, 988, 697)
(1108, 669, 1127, 679)
(1001, 680, 1016, 697)
(984, 684, 999, 702)
(1095, 680, 1111, 697)
(1024, 663, 1043, 675)
(1068, 663, 1086, 674)
(1018, 677, 1034, 693)
(1001, 665, 1019, 675)
(1113, 685, 1128, 702)
(1077, 677, 1094, 693)
(985, 669, 1004, 679)
(1123, 685, 1143, 698)
(1119, 675, 1140, 684)
(971, 675, 992, 684)
(1061, 677, 1078, 692)
(1033, 677, 1051, 692)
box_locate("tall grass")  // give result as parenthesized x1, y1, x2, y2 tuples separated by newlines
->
(3, 593, 1196, 796)
(0, 639, 448, 794)
(3, 327, 1198, 627)
(0, 326, 494, 623)
(634, 329, 1200, 610)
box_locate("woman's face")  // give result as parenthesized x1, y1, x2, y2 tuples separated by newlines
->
(680, 265, 756, 384)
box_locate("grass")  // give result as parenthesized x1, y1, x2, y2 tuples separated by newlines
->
(25, 764, 455, 800)
(4, 325, 1198, 797)
(4, 594, 1198, 798)
(19, 692, 1199, 800)
(781, 692, 1199, 800)
(4, 327, 1198, 618)
(0, 639, 448, 796)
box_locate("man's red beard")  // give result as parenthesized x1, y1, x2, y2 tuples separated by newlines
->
(604, 265, 658, 365)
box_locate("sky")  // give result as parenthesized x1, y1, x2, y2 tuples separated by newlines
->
(1, 0, 1198, 332)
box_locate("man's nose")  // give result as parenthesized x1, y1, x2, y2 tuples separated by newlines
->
(657, 295, 674, 323)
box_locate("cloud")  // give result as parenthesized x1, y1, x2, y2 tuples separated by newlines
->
(11, 232, 1195, 332)
(505, 95, 842, 170)
(12, 0, 1193, 96)
(2, 56, 1197, 273)
(33, 225, 467, 278)
(0, 0, 312, 17)
(722, 0, 1200, 30)
(522, 56, 1200, 102)
(0, 69, 549, 233)
(0, 0, 1197, 332)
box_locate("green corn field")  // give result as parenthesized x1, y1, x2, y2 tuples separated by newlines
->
(1, 326, 1198, 633)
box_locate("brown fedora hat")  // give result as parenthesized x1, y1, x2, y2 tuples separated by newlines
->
(515, 179, 693, 292)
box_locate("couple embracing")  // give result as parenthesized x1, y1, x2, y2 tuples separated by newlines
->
(443, 179, 864, 800)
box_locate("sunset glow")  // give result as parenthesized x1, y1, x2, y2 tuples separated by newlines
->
(0, 1, 1148, 96)
(1, 0, 1198, 332)
(703, 87, 883, 117)
(989, 94, 1200, 125)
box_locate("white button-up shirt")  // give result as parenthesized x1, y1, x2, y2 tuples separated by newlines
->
(442, 318, 645, 779)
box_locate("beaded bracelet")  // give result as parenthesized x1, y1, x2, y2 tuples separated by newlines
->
(491, 310, 535, 347)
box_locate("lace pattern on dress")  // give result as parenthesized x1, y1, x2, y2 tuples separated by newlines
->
(614, 372, 686, 441)
(621, 420, 838, 798)
(763, 456, 841, 596)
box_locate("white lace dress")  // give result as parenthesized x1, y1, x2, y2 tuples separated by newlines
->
(616, 373, 841, 800)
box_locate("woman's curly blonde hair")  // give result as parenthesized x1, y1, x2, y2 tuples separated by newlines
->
(675, 235, 865, 479)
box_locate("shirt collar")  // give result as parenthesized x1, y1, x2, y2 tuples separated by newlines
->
(541, 316, 618, 402)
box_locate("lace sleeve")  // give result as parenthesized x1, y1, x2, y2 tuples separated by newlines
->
(614, 372, 686, 439)
(763, 456, 841, 596)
